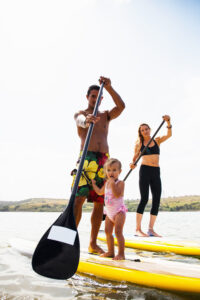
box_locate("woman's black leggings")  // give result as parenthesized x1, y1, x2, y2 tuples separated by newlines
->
(137, 165, 162, 216)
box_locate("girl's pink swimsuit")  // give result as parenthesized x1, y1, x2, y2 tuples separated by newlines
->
(104, 180, 127, 223)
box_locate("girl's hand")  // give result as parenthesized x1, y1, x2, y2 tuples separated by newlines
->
(91, 179, 96, 186)
(130, 162, 137, 169)
(107, 177, 115, 185)
(162, 115, 170, 122)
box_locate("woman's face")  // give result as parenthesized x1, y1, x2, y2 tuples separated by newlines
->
(140, 125, 150, 138)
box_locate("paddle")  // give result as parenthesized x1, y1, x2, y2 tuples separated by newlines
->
(123, 120, 165, 182)
(32, 83, 104, 280)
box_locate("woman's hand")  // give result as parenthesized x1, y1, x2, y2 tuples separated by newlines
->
(130, 162, 137, 169)
(162, 115, 171, 123)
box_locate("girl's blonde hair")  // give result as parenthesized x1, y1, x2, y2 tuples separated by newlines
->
(103, 158, 122, 178)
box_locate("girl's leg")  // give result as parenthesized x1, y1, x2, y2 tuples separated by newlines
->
(136, 166, 150, 237)
(113, 212, 126, 260)
(149, 168, 162, 237)
(100, 216, 115, 257)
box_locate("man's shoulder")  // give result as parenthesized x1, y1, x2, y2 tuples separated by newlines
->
(99, 110, 110, 118)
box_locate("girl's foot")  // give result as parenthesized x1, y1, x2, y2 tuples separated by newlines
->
(135, 230, 149, 237)
(148, 229, 162, 237)
(113, 254, 125, 260)
(100, 252, 114, 258)
(88, 245, 105, 255)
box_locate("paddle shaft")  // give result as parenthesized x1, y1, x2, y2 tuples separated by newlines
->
(70, 83, 104, 203)
(123, 120, 165, 182)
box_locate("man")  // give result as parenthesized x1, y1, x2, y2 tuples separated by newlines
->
(72, 76, 125, 254)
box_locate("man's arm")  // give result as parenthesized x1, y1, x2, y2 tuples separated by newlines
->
(99, 76, 125, 120)
(74, 111, 100, 128)
(74, 111, 88, 128)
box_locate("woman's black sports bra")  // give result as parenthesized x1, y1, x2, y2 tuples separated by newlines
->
(140, 139, 160, 156)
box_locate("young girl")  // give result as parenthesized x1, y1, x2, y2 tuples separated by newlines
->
(130, 115, 172, 237)
(92, 158, 127, 260)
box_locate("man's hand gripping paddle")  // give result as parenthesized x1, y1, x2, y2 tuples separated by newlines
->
(32, 83, 104, 280)
(123, 120, 165, 182)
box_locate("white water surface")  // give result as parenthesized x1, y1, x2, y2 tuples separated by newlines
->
(0, 211, 200, 300)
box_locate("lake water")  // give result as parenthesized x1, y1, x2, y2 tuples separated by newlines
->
(0, 211, 200, 300)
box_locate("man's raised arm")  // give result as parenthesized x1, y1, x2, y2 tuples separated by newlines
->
(99, 76, 125, 120)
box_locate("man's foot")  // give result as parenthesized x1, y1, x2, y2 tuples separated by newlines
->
(113, 254, 125, 260)
(147, 229, 162, 237)
(88, 244, 105, 255)
(135, 230, 149, 237)
(100, 252, 114, 258)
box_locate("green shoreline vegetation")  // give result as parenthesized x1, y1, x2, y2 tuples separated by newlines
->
(0, 196, 199, 212)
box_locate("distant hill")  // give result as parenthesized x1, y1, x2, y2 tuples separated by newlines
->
(0, 198, 68, 212)
(125, 195, 200, 212)
(0, 196, 200, 212)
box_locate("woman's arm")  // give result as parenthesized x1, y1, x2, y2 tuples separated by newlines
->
(130, 142, 141, 169)
(156, 115, 172, 145)
(91, 179, 105, 195)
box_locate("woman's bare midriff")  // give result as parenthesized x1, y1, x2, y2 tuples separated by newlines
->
(141, 154, 160, 167)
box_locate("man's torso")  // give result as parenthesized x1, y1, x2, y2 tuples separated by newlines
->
(77, 110, 110, 153)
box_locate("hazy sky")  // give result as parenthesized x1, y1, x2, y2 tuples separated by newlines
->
(0, 0, 200, 201)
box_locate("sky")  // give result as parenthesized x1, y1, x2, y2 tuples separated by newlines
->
(0, 0, 200, 202)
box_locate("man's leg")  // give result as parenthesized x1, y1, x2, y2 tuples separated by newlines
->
(89, 202, 104, 254)
(74, 196, 86, 227)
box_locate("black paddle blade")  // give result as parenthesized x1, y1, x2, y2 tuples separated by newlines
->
(32, 202, 80, 280)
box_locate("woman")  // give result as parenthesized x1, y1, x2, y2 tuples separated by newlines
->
(130, 115, 172, 237)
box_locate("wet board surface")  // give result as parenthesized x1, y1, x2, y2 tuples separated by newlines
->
(80, 252, 200, 278)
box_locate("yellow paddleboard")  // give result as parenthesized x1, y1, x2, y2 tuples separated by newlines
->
(10, 238, 200, 294)
(78, 253, 200, 294)
(98, 235, 200, 256)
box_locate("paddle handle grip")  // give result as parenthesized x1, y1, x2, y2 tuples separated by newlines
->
(70, 83, 104, 201)
(123, 120, 165, 182)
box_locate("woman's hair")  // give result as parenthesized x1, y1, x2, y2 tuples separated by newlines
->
(103, 158, 122, 177)
(137, 123, 151, 143)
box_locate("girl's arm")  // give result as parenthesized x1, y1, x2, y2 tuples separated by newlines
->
(156, 115, 172, 145)
(130, 142, 141, 169)
(110, 179, 125, 198)
(91, 179, 105, 195)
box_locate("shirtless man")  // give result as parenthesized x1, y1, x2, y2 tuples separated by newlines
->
(72, 76, 125, 254)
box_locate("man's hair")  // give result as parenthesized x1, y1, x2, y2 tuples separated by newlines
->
(87, 85, 100, 97)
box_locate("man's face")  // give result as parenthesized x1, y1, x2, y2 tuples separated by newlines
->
(87, 89, 103, 108)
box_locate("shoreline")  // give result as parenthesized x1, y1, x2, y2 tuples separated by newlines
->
(0, 195, 200, 212)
